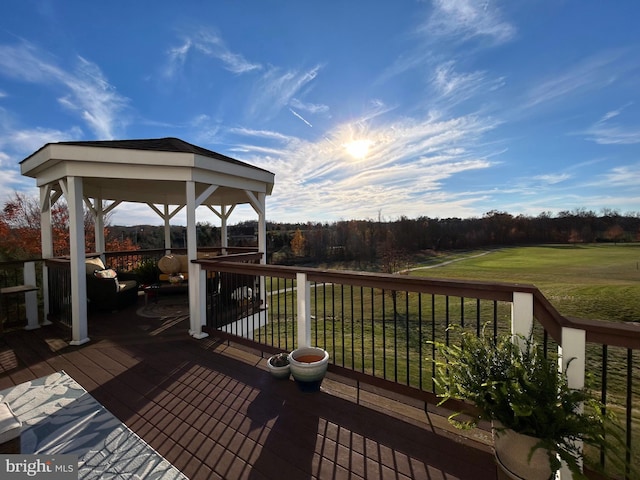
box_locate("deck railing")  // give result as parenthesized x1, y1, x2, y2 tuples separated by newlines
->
(197, 259, 639, 479)
(0, 259, 42, 331)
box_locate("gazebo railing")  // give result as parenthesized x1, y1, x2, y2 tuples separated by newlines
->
(45, 258, 72, 328)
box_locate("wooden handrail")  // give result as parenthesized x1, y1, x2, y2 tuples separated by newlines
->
(196, 258, 640, 350)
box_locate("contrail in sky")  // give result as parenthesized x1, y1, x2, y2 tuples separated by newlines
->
(289, 108, 313, 127)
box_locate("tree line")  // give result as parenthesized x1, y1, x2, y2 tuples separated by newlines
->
(260, 209, 640, 265)
(1, 192, 638, 265)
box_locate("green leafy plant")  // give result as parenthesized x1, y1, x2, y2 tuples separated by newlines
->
(132, 258, 160, 285)
(431, 327, 627, 478)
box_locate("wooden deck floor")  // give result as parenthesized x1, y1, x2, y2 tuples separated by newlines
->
(0, 298, 497, 480)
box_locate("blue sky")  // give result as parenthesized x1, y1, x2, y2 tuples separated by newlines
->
(0, 1, 639, 226)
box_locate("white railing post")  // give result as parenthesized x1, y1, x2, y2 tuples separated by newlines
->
(190, 265, 209, 339)
(511, 291, 534, 347)
(296, 272, 311, 348)
(23, 261, 39, 330)
(557, 327, 586, 479)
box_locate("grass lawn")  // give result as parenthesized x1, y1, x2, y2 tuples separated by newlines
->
(407, 243, 640, 323)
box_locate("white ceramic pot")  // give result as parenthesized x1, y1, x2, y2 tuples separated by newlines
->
(267, 356, 290, 379)
(493, 425, 553, 480)
(288, 347, 329, 391)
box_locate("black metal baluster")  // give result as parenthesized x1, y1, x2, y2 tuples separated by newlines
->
(405, 290, 410, 386)
(360, 286, 365, 373)
(600, 344, 608, 469)
(382, 289, 387, 379)
(418, 293, 423, 391)
(431, 294, 436, 393)
(371, 288, 376, 377)
(341, 284, 345, 367)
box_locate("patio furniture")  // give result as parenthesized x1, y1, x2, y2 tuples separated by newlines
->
(0, 402, 21, 454)
(85, 257, 138, 311)
(157, 253, 218, 282)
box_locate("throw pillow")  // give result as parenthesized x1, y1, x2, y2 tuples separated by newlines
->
(85, 257, 106, 275)
(94, 268, 118, 279)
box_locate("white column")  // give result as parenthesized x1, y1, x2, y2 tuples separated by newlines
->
(67, 177, 90, 345)
(257, 193, 267, 308)
(197, 267, 208, 334)
(94, 198, 105, 254)
(296, 272, 311, 348)
(186, 181, 207, 338)
(511, 292, 533, 348)
(221, 205, 228, 254)
(39, 186, 53, 326)
(257, 193, 266, 262)
(164, 205, 172, 253)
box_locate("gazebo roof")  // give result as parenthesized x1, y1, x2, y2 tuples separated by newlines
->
(20, 137, 274, 206)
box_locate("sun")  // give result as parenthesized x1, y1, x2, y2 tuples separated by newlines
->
(344, 139, 371, 159)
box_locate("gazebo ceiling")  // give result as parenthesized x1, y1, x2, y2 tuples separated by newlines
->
(20, 137, 275, 207)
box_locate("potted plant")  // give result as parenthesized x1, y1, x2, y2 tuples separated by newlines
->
(431, 327, 625, 479)
(267, 352, 291, 379)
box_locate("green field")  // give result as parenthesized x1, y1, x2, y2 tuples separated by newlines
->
(408, 244, 640, 323)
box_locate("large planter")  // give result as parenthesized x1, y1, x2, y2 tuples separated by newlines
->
(288, 347, 329, 392)
(493, 426, 553, 480)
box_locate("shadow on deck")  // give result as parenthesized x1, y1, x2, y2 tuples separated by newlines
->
(0, 295, 497, 480)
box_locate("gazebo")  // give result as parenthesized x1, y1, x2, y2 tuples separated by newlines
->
(20, 138, 275, 345)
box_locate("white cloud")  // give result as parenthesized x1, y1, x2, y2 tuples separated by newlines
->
(531, 173, 571, 185)
(583, 104, 640, 145)
(602, 164, 640, 186)
(194, 30, 262, 74)
(522, 51, 625, 110)
(57, 56, 129, 140)
(165, 28, 262, 77)
(430, 61, 504, 110)
(239, 110, 500, 221)
(433, 61, 482, 96)
(229, 126, 298, 143)
(0, 124, 84, 203)
(0, 42, 129, 139)
(247, 65, 323, 120)
(164, 39, 192, 78)
(586, 125, 640, 145)
(0, 126, 82, 155)
(290, 98, 329, 115)
(426, 0, 516, 45)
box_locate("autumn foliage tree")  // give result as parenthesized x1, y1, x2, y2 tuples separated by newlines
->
(0, 192, 136, 261)
(290, 228, 306, 257)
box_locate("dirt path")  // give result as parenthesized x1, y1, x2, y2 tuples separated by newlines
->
(399, 250, 496, 273)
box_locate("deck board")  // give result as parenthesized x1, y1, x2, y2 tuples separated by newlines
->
(0, 298, 497, 480)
